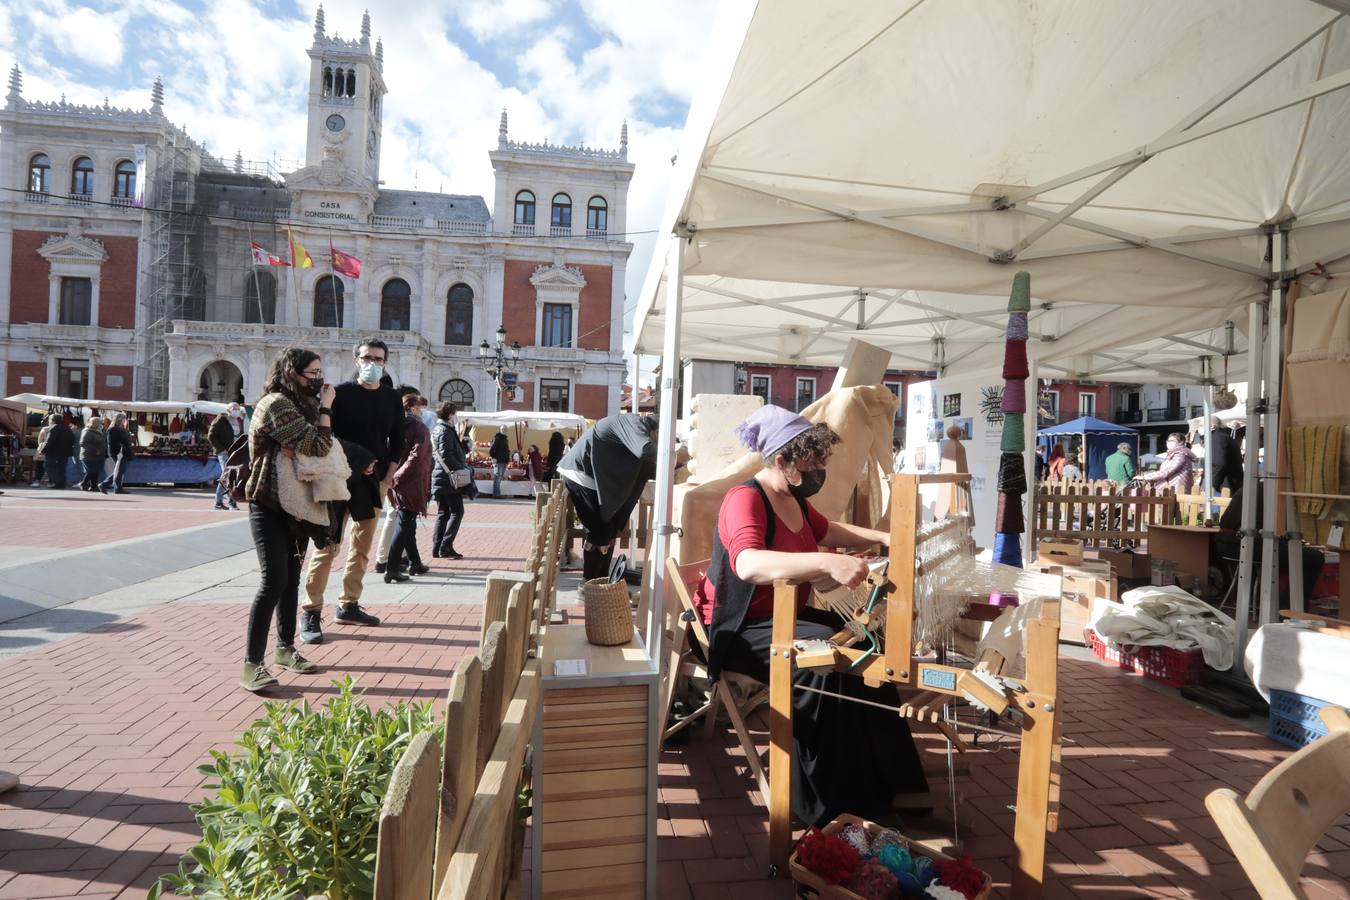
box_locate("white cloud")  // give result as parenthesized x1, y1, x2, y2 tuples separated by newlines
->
(457, 0, 557, 41)
(19, 2, 130, 69)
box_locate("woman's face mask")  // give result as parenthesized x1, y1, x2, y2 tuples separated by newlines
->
(788, 465, 827, 499)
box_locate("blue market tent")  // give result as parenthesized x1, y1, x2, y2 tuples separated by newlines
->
(1038, 416, 1139, 481)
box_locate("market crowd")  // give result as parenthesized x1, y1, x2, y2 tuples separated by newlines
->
(233, 339, 573, 692)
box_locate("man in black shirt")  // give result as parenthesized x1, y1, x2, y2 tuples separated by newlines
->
(301, 339, 404, 642)
(100, 414, 135, 494)
(1207, 416, 1244, 492)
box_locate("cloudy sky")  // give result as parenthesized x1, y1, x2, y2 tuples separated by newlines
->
(1, 0, 732, 382)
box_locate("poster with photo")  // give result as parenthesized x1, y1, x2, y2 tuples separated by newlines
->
(951, 417, 973, 440)
(943, 393, 962, 417)
(927, 419, 945, 443)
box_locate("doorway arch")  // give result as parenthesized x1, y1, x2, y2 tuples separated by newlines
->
(199, 359, 245, 403)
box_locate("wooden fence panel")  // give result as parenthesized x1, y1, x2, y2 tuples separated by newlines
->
(477, 621, 508, 777)
(434, 656, 482, 897)
(374, 731, 441, 900)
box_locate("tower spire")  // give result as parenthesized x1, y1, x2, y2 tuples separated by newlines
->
(498, 107, 509, 146)
(375, 37, 383, 65)
(6, 64, 22, 109)
(314, 4, 326, 40)
(360, 9, 371, 46)
(620, 119, 628, 157)
(150, 76, 164, 116)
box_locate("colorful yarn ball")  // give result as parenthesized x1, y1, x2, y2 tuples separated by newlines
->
(992, 532, 1023, 569)
(878, 843, 913, 877)
(1006, 312, 1029, 341)
(840, 823, 873, 858)
(849, 859, 899, 900)
(925, 886, 966, 900)
(870, 829, 905, 855)
(795, 827, 861, 885)
(1002, 340, 1029, 379)
(995, 492, 1025, 535)
(933, 854, 988, 899)
(912, 855, 937, 885)
(1000, 378, 1026, 413)
(1007, 271, 1032, 312)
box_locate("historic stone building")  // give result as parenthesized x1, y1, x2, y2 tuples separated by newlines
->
(0, 8, 634, 418)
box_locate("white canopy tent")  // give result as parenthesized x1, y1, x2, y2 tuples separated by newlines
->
(630, 0, 1350, 668)
(6, 393, 232, 416)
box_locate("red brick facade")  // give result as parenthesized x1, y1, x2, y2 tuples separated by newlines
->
(501, 260, 538, 345)
(98, 365, 134, 400)
(500, 380, 534, 413)
(6, 360, 46, 395)
(573, 383, 607, 420)
(1044, 380, 1112, 422)
(574, 264, 612, 351)
(741, 364, 929, 415)
(8, 230, 138, 328)
(500, 259, 613, 352)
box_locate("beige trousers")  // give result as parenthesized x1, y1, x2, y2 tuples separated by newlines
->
(303, 486, 385, 610)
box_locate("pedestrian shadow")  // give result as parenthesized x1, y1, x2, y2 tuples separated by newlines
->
(3, 787, 202, 836)
(0, 598, 140, 651)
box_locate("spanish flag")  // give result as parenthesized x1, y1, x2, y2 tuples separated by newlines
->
(288, 227, 313, 269)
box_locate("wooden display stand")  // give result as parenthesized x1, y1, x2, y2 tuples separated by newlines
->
(532, 625, 659, 900)
(767, 473, 1064, 900)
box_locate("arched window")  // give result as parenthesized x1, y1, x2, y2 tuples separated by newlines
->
(243, 271, 277, 324)
(551, 192, 572, 231)
(586, 195, 608, 234)
(113, 160, 136, 200)
(345, 69, 356, 97)
(314, 275, 344, 328)
(380, 278, 411, 331)
(445, 283, 473, 345)
(322, 66, 333, 96)
(70, 157, 94, 196)
(28, 154, 50, 193)
(439, 378, 475, 410)
(514, 190, 535, 226)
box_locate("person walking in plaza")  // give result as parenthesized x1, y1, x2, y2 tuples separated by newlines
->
(1207, 415, 1244, 492)
(431, 402, 470, 559)
(1104, 442, 1135, 486)
(300, 339, 403, 643)
(489, 426, 511, 497)
(208, 403, 244, 510)
(1046, 443, 1067, 480)
(78, 417, 108, 493)
(374, 386, 421, 575)
(100, 414, 134, 494)
(386, 392, 432, 581)
(526, 443, 545, 493)
(239, 347, 332, 692)
(1140, 432, 1195, 492)
(36, 414, 73, 488)
(558, 412, 659, 581)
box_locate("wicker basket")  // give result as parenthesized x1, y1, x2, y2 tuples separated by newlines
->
(581, 577, 633, 646)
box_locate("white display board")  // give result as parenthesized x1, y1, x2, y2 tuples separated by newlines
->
(905, 370, 1009, 551)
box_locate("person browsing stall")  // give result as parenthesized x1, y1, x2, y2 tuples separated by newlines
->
(693, 404, 929, 828)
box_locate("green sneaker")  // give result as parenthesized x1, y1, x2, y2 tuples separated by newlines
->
(275, 646, 318, 674)
(241, 663, 278, 693)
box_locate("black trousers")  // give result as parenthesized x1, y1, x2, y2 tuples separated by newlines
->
(432, 487, 464, 552)
(563, 479, 629, 581)
(47, 455, 69, 488)
(720, 608, 931, 827)
(246, 503, 308, 663)
(389, 508, 424, 572)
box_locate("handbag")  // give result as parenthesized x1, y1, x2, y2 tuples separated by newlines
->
(219, 432, 253, 503)
(432, 428, 471, 490)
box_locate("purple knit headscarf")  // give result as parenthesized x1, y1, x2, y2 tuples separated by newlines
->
(735, 404, 812, 459)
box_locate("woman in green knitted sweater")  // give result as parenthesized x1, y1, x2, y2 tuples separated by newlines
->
(240, 348, 335, 692)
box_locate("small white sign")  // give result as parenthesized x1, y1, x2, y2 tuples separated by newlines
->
(553, 658, 587, 677)
(1328, 524, 1344, 546)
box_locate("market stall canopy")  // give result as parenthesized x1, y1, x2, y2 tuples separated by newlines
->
(1038, 416, 1141, 481)
(1039, 417, 1137, 438)
(457, 410, 588, 431)
(0, 399, 25, 436)
(5, 393, 231, 415)
(631, 0, 1350, 380)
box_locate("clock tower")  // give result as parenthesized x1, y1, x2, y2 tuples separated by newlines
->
(302, 6, 385, 188)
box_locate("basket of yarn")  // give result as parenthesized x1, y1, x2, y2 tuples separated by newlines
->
(788, 814, 993, 900)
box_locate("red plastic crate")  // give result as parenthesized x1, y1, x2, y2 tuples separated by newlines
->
(1087, 629, 1205, 687)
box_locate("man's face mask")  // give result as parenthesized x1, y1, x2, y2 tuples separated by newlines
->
(358, 361, 384, 383)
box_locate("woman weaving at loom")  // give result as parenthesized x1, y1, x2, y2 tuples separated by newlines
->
(694, 404, 929, 827)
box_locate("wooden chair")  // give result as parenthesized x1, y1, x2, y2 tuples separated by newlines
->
(1206, 706, 1350, 899)
(660, 557, 770, 800)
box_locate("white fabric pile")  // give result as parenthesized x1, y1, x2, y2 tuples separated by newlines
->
(1092, 585, 1234, 671)
(1244, 622, 1350, 708)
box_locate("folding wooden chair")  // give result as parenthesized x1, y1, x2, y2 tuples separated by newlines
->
(659, 557, 770, 800)
(1206, 706, 1350, 899)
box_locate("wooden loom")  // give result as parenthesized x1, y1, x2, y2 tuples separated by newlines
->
(767, 473, 1064, 899)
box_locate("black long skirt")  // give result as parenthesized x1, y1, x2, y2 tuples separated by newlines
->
(720, 607, 930, 827)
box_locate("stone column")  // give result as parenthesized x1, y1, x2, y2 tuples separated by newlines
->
(417, 238, 435, 337)
(167, 345, 188, 401)
(90, 274, 102, 328)
(48, 273, 60, 323)
(87, 353, 98, 401)
(248, 348, 267, 401)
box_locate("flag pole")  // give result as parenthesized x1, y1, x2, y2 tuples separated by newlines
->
(244, 221, 267, 324)
(287, 225, 303, 326)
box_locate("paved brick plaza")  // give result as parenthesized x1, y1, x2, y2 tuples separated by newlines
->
(0, 489, 1347, 898)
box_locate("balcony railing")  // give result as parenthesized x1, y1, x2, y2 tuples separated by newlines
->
(438, 219, 488, 235)
(1115, 409, 1143, 424)
(24, 191, 50, 204)
(370, 214, 422, 229)
(586, 228, 608, 240)
(67, 192, 93, 206)
(1146, 406, 1184, 423)
(110, 196, 134, 208)
(549, 225, 571, 237)
(512, 223, 534, 236)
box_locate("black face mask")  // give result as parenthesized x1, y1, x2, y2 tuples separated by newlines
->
(305, 376, 324, 396)
(789, 467, 827, 500)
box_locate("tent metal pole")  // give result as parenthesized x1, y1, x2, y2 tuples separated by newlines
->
(1257, 231, 1288, 632)
(1203, 385, 1215, 521)
(1232, 298, 1265, 668)
(644, 234, 687, 662)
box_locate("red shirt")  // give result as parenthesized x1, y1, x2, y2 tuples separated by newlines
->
(694, 484, 830, 625)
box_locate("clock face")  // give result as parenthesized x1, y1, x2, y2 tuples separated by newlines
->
(325, 114, 346, 133)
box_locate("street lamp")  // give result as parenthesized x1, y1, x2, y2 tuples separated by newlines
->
(480, 325, 521, 409)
